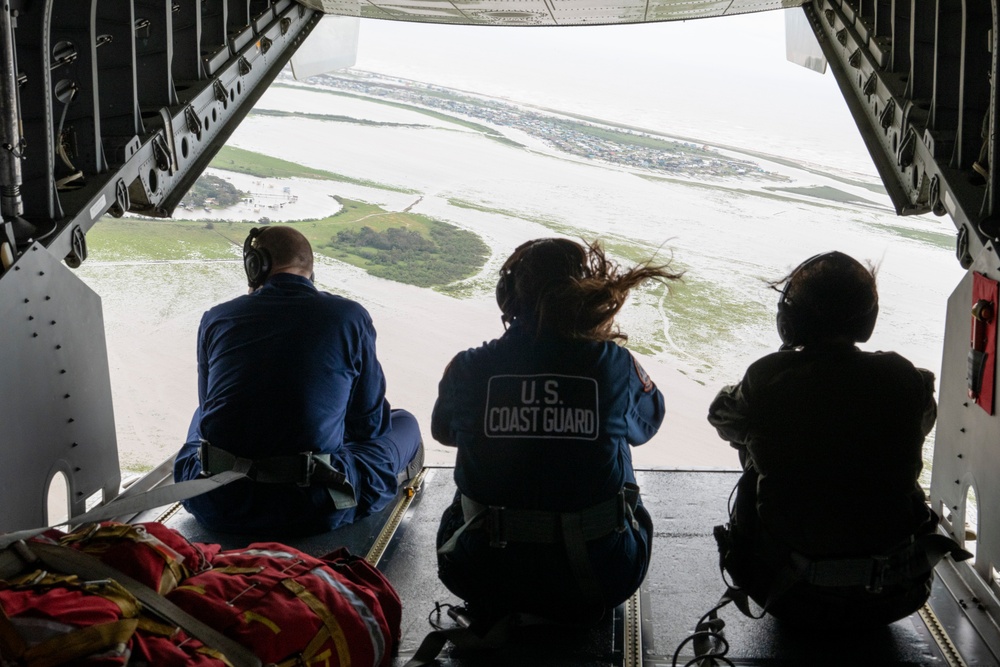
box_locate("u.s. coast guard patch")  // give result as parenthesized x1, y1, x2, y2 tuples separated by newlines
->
(484, 374, 599, 440)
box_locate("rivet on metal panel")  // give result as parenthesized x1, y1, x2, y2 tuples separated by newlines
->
(55, 345, 61, 350)
(960, 428, 966, 432)
(64, 394, 69, 398)
(958, 454, 964, 458)
(59, 369, 65, 374)
(956, 480, 961, 484)
(68, 418, 74, 423)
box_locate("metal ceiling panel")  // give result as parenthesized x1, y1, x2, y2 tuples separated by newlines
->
(301, 0, 807, 25)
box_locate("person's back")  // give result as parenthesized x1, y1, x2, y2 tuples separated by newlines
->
(175, 225, 423, 536)
(738, 345, 933, 557)
(433, 238, 681, 623)
(708, 251, 966, 629)
(197, 280, 383, 459)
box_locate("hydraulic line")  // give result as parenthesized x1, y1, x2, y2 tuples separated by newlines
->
(0, 3, 24, 221)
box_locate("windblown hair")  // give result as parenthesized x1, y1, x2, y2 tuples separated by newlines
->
(256, 225, 314, 274)
(496, 238, 682, 342)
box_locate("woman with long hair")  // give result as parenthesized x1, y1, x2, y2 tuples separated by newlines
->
(432, 237, 682, 623)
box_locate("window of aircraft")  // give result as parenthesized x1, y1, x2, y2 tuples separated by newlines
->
(74, 11, 965, 482)
(965, 485, 979, 561)
(45, 471, 69, 526)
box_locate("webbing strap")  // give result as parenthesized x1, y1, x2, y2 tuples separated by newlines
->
(0, 471, 246, 549)
(23, 618, 137, 667)
(792, 533, 973, 592)
(560, 512, 603, 605)
(201, 443, 357, 510)
(24, 543, 263, 667)
(458, 492, 628, 545)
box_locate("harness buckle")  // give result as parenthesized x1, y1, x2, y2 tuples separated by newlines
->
(487, 506, 507, 549)
(297, 451, 315, 487)
(198, 439, 212, 477)
(866, 555, 889, 594)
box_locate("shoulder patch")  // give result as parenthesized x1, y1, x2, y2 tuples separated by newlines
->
(633, 357, 654, 393)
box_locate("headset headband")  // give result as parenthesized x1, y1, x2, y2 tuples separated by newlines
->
(776, 251, 878, 348)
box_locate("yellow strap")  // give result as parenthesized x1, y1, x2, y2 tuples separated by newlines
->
(282, 578, 351, 667)
(59, 523, 191, 595)
(21, 618, 138, 667)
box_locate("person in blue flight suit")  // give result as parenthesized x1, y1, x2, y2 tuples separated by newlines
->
(708, 251, 968, 629)
(174, 225, 423, 536)
(432, 237, 682, 623)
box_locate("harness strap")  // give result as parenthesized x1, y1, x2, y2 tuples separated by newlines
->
(12, 542, 264, 667)
(455, 488, 635, 546)
(200, 441, 357, 510)
(790, 533, 972, 593)
(715, 522, 972, 619)
(0, 471, 246, 549)
(439, 485, 642, 612)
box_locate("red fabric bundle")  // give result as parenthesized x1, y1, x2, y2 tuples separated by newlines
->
(168, 544, 401, 667)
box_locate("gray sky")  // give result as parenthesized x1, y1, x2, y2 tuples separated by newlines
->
(353, 9, 875, 174)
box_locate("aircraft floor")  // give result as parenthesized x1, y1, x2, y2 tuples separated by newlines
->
(162, 469, 996, 666)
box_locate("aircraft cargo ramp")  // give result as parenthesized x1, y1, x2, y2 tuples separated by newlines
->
(150, 469, 1000, 667)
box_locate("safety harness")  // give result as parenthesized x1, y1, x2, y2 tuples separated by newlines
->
(438, 483, 640, 604)
(713, 523, 972, 618)
(412, 484, 642, 666)
(198, 441, 357, 510)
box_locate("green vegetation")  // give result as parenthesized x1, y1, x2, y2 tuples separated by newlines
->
(249, 108, 425, 129)
(271, 83, 523, 148)
(88, 196, 490, 289)
(182, 173, 244, 208)
(860, 221, 955, 250)
(322, 197, 489, 288)
(85, 218, 242, 261)
(764, 185, 879, 207)
(209, 145, 418, 194)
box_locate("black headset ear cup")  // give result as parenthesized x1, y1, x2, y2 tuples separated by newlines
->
(243, 228, 272, 289)
(776, 299, 795, 347)
(496, 268, 515, 323)
(776, 251, 878, 347)
(853, 302, 878, 342)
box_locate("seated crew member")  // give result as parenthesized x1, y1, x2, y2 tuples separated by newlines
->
(708, 251, 968, 629)
(432, 238, 681, 622)
(174, 225, 423, 535)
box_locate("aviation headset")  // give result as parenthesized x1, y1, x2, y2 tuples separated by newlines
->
(496, 239, 582, 326)
(243, 226, 273, 289)
(775, 251, 878, 348)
